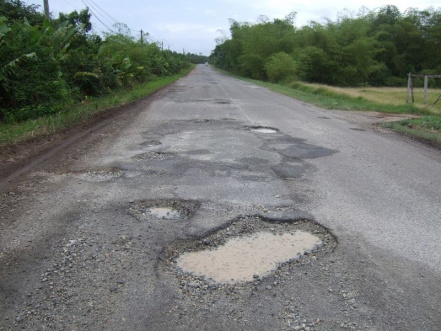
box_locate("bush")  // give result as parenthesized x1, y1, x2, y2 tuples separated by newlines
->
(264, 52, 297, 82)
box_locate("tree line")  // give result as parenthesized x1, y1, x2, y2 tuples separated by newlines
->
(210, 5, 441, 87)
(0, 0, 197, 123)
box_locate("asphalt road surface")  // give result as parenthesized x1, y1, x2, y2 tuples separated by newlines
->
(1, 64, 440, 330)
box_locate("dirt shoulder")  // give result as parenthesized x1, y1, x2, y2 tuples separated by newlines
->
(0, 92, 164, 193)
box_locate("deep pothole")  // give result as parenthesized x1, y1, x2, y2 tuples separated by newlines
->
(164, 216, 336, 287)
(129, 199, 200, 221)
(249, 126, 279, 134)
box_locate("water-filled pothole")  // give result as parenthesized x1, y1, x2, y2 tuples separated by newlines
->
(250, 126, 278, 134)
(129, 200, 200, 221)
(177, 230, 321, 284)
(164, 216, 336, 287)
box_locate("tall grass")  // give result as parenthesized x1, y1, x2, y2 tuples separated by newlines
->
(0, 66, 194, 146)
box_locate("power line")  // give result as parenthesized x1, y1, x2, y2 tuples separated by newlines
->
(87, 0, 120, 24)
(80, 0, 114, 32)
(83, 0, 118, 26)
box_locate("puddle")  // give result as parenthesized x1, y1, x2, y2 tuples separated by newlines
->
(177, 230, 321, 284)
(250, 126, 278, 134)
(147, 207, 181, 219)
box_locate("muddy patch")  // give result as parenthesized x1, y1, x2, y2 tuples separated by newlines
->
(129, 199, 200, 221)
(164, 216, 336, 289)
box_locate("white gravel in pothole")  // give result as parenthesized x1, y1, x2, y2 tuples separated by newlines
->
(177, 230, 322, 284)
(147, 207, 181, 219)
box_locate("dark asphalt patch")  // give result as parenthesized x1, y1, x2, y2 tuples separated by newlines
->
(280, 144, 336, 159)
(271, 164, 307, 179)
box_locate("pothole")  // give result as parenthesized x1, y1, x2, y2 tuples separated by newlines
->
(133, 152, 176, 161)
(177, 230, 321, 284)
(141, 140, 162, 147)
(213, 99, 231, 104)
(164, 216, 336, 288)
(350, 128, 366, 131)
(249, 126, 278, 134)
(74, 168, 124, 182)
(129, 199, 200, 221)
(147, 207, 181, 219)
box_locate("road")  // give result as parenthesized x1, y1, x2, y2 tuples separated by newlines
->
(1, 64, 440, 330)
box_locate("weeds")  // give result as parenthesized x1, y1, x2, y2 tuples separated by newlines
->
(0, 66, 193, 146)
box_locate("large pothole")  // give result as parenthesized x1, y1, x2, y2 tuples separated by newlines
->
(129, 199, 200, 221)
(164, 216, 336, 288)
(177, 230, 321, 284)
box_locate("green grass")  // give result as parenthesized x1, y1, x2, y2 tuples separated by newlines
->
(237, 77, 433, 115)
(215, 68, 441, 146)
(382, 116, 441, 146)
(0, 66, 194, 146)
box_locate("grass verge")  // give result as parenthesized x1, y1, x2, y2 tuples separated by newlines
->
(382, 116, 441, 146)
(215, 68, 441, 146)
(0, 66, 194, 146)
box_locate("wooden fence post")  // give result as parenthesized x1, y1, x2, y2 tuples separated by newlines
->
(424, 75, 429, 105)
(406, 73, 411, 103)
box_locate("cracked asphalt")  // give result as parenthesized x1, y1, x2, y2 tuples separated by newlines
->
(1, 64, 440, 330)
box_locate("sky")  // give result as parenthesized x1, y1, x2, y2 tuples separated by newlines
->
(36, 0, 438, 55)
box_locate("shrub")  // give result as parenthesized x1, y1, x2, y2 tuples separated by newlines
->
(264, 52, 297, 82)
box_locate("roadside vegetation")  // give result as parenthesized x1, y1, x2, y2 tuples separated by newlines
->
(210, 5, 441, 145)
(0, 0, 202, 145)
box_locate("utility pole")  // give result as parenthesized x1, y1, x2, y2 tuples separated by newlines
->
(140, 29, 143, 45)
(43, 0, 50, 20)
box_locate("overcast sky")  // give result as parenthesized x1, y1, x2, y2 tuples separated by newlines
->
(39, 0, 437, 55)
